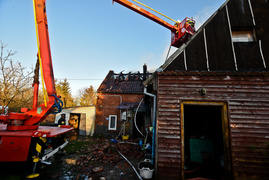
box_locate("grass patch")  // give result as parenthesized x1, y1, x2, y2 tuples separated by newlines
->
(64, 141, 90, 154)
(64, 138, 106, 154)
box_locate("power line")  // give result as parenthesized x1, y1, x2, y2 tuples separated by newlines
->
(55, 78, 102, 81)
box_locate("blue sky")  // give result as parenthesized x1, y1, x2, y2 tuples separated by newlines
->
(0, 0, 226, 96)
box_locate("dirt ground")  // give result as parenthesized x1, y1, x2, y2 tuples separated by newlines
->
(37, 135, 149, 180)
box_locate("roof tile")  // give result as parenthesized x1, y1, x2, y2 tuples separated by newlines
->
(98, 70, 151, 93)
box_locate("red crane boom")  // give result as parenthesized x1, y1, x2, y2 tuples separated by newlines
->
(0, 0, 60, 130)
(113, 0, 196, 48)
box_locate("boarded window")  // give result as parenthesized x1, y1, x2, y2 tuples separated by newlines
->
(232, 30, 255, 42)
(109, 115, 117, 130)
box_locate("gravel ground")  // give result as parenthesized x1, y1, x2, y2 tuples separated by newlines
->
(37, 136, 148, 180)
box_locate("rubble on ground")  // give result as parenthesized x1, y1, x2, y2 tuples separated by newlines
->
(39, 137, 146, 180)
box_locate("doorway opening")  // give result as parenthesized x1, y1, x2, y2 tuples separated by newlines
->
(183, 104, 226, 179)
(69, 113, 81, 135)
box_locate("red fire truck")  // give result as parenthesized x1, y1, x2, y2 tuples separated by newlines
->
(0, 0, 73, 177)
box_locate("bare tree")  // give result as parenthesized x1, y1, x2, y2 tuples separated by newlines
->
(0, 42, 33, 113)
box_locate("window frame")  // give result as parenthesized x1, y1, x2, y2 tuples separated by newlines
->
(232, 30, 255, 42)
(108, 115, 117, 130)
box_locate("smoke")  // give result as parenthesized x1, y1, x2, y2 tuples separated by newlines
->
(193, 6, 217, 29)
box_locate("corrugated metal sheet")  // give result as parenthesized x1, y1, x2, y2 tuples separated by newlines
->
(156, 73, 269, 179)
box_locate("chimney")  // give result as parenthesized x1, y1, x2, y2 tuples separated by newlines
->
(143, 63, 147, 80)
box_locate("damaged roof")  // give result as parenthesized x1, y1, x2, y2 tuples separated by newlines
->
(98, 70, 151, 93)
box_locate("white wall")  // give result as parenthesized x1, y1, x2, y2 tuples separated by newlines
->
(55, 106, 96, 136)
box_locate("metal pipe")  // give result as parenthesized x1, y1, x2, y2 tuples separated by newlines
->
(144, 87, 156, 165)
(134, 98, 145, 137)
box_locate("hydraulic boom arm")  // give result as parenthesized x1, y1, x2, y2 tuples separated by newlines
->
(34, 0, 56, 101)
(113, 0, 177, 32)
(0, 0, 62, 130)
(113, 0, 195, 47)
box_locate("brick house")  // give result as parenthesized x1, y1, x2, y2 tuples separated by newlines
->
(95, 64, 151, 138)
(143, 0, 269, 179)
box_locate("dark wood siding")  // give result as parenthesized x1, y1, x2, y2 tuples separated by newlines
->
(157, 94, 182, 179)
(206, 7, 236, 71)
(227, 0, 254, 27)
(251, 0, 269, 70)
(164, 0, 269, 72)
(186, 30, 207, 70)
(234, 42, 265, 71)
(166, 52, 185, 71)
(151, 0, 269, 178)
(156, 74, 269, 179)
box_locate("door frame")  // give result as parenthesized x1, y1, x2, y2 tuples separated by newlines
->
(180, 101, 232, 179)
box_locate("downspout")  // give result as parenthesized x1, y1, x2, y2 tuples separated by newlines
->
(144, 86, 156, 165)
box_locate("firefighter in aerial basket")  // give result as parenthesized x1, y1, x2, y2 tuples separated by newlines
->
(187, 19, 195, 27)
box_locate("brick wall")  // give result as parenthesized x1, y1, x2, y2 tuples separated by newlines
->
(95, 92, 143, 137)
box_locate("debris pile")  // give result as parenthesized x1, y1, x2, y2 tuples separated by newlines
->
(49, 138, 146, 180)
(69, 142, 123, 176)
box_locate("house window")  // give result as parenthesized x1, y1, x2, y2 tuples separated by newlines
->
(232, 30, 255, 42)
(109, 115, 117, 130)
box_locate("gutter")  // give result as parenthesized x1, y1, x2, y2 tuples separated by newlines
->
(143, 86, 156, 165)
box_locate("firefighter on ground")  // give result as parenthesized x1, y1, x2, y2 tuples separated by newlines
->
(58, 113, 66, 125)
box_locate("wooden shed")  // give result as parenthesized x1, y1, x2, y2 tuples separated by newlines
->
(143, 0, 269, 179)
